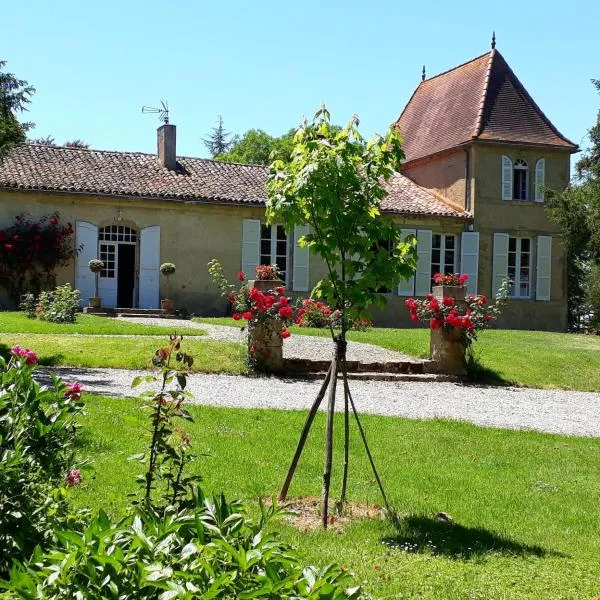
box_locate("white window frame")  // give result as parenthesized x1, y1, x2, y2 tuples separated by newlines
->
(430, 233, 457, 283)
(260, 223, 290, 286)
(508, 236, 533, 299)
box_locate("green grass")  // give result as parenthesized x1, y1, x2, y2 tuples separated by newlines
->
(194, 318, 600, 391)
(0, 312, 205, 336)
(0, 334, 246, 373)
(73, 394, 600, 599)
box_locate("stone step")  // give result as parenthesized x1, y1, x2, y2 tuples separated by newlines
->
(292, 371, 460, 383)
(283, 357, 432, 375)
(83, 307, 177, 318)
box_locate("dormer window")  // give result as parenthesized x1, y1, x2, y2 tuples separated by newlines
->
(513, 159, 528, 200)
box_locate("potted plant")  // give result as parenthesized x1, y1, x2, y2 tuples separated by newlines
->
(88, 259, 104, 308)
(160, 262, 176, 312)
(252, 264, 284, 293)
(431, 272, 469, 302)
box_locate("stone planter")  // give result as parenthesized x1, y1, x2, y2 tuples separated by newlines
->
(88, 297, 101, 309)
(161, 298, 174, 312)
(430, 326, 467, 375)
(247, 279, 285, 373)
(432, 285, 466, 302)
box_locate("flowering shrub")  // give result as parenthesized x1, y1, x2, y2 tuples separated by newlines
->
(0, 212, 78, 304)
(3, 337, 361, 598)
(433, 272, 469, 286)
(0, 346, 85, 573)
(255, 263, 279, 280)
(405, 276, 510, 343)
(36, 283, 81, 323)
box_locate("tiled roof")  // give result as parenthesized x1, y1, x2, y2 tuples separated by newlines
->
(397, 50, 578, 163)
(0, 143, 469, 219)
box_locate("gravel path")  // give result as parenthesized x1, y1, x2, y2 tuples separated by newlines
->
(41, 366, 600, 438)
(117, 317, 420, 363)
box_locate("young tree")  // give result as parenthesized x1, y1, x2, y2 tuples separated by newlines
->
(203, 115, 233, 157)
(64, 139, 89, 148)
(29, 135, 56, 146)
(267, 106, 417, 526)
(546, 79, 600, 329)
(0, 60, 35, 157)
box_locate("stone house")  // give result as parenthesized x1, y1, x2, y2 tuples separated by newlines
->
(0, 45, 578, 330)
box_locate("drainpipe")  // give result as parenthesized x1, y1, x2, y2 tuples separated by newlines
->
(464, 146, 471, 213)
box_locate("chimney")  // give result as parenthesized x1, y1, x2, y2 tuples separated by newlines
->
(157, 123, 177, 170)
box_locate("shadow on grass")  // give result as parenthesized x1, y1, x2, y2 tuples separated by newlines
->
(384, 514, 563, 560)
(464, 349, 514, 387)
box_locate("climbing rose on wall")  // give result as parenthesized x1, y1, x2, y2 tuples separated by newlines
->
(0, 213, 79, 304)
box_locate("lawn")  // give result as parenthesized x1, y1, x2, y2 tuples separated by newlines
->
(194, 318, 600, 391)
(0, 334, 246, 373)
(0, 311, 205, 336)
(73, 394, 600, 599)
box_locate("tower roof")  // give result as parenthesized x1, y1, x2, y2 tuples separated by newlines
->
(397, 49, 578, 163)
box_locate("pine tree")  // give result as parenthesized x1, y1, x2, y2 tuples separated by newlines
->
(203, 115, 233, 157)
(0, 59, 35, 157)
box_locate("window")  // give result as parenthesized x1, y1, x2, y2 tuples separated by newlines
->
(260, 224, 288, 282)
(431, 234, 456, 282)
(98, 225, 137, 243)
(513, 159, 528, 200)
(99, 243, 116, 278)
(508, 237, 531, 298)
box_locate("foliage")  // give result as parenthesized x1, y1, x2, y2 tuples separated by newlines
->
(405, 276, 509, 344)
(203, 114, 234, 156)
(216, 127, 297, 164)
(2, 337, 360, 598)
(546, 79, 600, 330)
(267, 106, 417, 337)
(37, 283, 81, 323)
(0, 59, 35, 158)
(208, 260, 295, 336)
(0, 212, 78, 303)
(588, 262, 600, 331)
(64, 139, 89, 148)
(0, 348, 85, 574)
(88, 258, 104, 273)
(295, 298, 338, 328)
(28, 136, 89, 148)
(18, 292, 36, 318)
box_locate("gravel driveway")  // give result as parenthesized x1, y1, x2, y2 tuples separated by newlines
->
(118, 317, 420, 363)
(42, 366, 600, 438)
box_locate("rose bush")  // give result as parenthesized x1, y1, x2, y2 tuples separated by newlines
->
(405, 273, 509, 344)
(0, 212, 78, 303)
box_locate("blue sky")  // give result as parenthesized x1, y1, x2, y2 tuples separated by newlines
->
(3, 0, 599, 162)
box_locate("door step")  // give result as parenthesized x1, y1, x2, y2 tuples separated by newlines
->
(83, 307, 178, 319)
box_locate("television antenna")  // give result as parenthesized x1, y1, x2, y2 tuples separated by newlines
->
(141, 100, 169, 124)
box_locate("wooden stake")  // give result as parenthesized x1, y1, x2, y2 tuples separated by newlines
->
(322, 354, 339, 528)
(340, 357, 350, 507)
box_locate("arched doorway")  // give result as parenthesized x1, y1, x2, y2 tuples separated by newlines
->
(98, 225, 138, 308)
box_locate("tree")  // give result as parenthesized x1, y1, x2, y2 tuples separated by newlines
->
(267, 106, 417, 527)
(0, 60, 35, 158)
(546, 79, 600, 329)
(64, 139, 89, 148)
(216, 128, 296, 164)
(30, 135, 56, 146)
(203, 115, 233, 157)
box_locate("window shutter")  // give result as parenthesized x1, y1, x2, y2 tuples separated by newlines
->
(536, 235, 552, 301)
(139, 226, 161, 309)
(242, 219, 260, 279)
(397, 228, 416, 296)
(415, 229, 433, 296)
(535, 159, 545, 202)
(75, 221, 98, 307)
(292, 224, 310, 292)
(460, 231, 479, 295)
(502, 155, 513, 201)
(492, 233, 509, 297)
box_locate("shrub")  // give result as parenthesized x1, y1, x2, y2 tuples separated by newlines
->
(37, 283, 81, 323)
(0, 212, 78, 304)
(88, 258, 104, 273)
(18, 292, 36, 318)
(0, 348, 85, 574)
(160, 262, 176, 299)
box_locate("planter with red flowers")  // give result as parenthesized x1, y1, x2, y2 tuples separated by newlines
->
(208, 260, 295, 373)
(405, 273, 509, 374)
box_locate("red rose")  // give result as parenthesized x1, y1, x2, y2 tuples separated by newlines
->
(442, 296, 454, 307)
(410, 312, 419, 322)
(281, 328, 291, 339)
(278, 296, 289, 307)
(404, 298, 416, 310)
(430, 318, 443, 329)
(478, 295, 487, 305)
(237, 271, 245, 281)
(428, 298, 440, 311)
(275, 286, 285, 295)
(49, 216, 58, 226)
(278, 305, 293, 318)
(425, 293, 433, 301)
(459, 274, 469, 285)
(242, 311, 253, 320)
(232, 313, 241, 320)
(433, 273, 444, 284)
